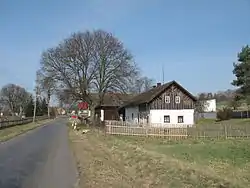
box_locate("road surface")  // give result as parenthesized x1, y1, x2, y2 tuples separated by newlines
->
(0, 118, 77, 188)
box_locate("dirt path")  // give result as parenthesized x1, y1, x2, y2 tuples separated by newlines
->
(0, 118, 77, 188)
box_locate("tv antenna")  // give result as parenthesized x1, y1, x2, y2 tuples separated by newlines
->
(162, 64, 165, 83)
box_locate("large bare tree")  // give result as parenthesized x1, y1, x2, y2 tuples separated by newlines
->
(91, 30, 138, 104)
(39, 31, 97, 106)
(0, 84, 30, 116)
(39, 30, 138, 109)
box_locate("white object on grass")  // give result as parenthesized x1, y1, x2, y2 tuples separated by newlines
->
(82, 129, 90, 134)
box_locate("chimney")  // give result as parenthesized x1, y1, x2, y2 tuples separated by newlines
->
(157, 82, 161, 87)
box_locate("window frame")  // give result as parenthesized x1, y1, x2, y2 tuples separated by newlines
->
(175, 96, 180, 103)
(164, 115, 170, 123)
(177, 116, 184, 123)
(165, 96, 170, 103)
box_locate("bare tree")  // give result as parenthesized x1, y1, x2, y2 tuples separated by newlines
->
(0, 84, 30, 116)
(91, 30, 138, 104)
(56, 88, 74, 108)
(129, 76, 154, 94)
(39, 31, 97, 107)
(195, 100, 208, 113)
(36, 71, 56, 118)
(39, 30, 138, 111)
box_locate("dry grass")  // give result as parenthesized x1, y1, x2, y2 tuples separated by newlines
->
(0, 119, 51, 142)
(69, 128, 250, 188)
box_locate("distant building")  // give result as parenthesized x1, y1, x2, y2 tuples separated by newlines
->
(94, 93, 134, 121)
(203, 99, 216, 112)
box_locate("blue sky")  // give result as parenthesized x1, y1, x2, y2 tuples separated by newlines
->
(1, 0, 250, 95)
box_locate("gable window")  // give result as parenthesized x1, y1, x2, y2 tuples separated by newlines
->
(165, 96, 170, 103)
(178, 116, 184, 123)
(164, 115, 170, 123)
(175, 96, 180, 103)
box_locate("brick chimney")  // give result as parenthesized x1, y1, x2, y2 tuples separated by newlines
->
(157, 83, 161, 87)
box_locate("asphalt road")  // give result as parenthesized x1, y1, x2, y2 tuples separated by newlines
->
(0, 118, 77, 188)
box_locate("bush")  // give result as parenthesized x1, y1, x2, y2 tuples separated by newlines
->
(216, 107, 232, 121)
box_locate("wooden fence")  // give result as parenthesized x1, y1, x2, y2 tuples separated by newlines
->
(0, 116, 48, 130)
(105, 121, 250, 139)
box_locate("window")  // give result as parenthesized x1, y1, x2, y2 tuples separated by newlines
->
(165, 96, 170, 103)
(164, 115, 170, 123)
(175, 96, 180, 103)
(178, 116, 184, 123)
(132, 113, 134, 120)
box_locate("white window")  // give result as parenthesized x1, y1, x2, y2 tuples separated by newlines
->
(178, 116, 184, 123)
(164, 115, 170, 123)
(165, 96, 170, 103)
(175, 96, 180, 103)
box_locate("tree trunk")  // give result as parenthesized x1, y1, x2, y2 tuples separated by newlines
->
(47, 106, 50, 119)
(89, 105, 95, 127)
(19, 106, 23, 117)
(47, 93, 51, 118)
(33, 97, 37, 122)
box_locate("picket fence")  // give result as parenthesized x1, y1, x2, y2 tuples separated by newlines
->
(105, 120, 250, 139)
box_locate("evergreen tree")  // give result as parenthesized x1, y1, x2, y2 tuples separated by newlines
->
(41, 97, 48, 115)
(25, 96, 34, 117)
(36, 98, 43, 116)
(232, 45, 250, 96)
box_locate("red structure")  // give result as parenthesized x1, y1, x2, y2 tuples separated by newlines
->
(78, 102, 88, 110)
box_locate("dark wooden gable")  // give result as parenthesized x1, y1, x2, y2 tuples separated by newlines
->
(149, 82, 195, 110)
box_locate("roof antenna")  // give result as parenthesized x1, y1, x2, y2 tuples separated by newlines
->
(162, 64, 165, 84)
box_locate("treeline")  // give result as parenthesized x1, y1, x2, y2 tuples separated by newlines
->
(0, 83, 49, 117)
(197, 89, 235, 102)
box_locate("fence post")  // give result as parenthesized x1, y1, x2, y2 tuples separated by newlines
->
(108, 125, 111, 134)
(224, 124, 227, 139)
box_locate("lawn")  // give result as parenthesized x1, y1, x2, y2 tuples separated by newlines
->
(69, 128, 250, 188)
(196, 118, 250, 126)
(0, 119, 52, 142)
(217, 100, 248, 111)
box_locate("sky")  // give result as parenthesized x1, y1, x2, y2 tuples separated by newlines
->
(1, 0, 250, 95)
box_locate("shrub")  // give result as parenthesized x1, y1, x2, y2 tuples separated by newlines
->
(216, 107, 232, 121)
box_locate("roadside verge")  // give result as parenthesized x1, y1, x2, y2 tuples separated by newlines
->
(0, 119, 53, 142)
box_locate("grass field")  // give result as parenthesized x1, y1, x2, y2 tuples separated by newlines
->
(69, 127, 250, 188)
(217, 100, 249, 111)
(0, 119, 51, 142)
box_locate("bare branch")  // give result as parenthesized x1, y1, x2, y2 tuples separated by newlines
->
(91, 30, 138, 104)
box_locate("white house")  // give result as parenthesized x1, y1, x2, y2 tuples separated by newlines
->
(121, 81, 197, 127)
(203, 99, 216, 112)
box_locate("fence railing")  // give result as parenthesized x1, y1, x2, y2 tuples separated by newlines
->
(104, 120, 192, 128)
(0, 116, 48, 130)
(105, 121, 250, 139)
